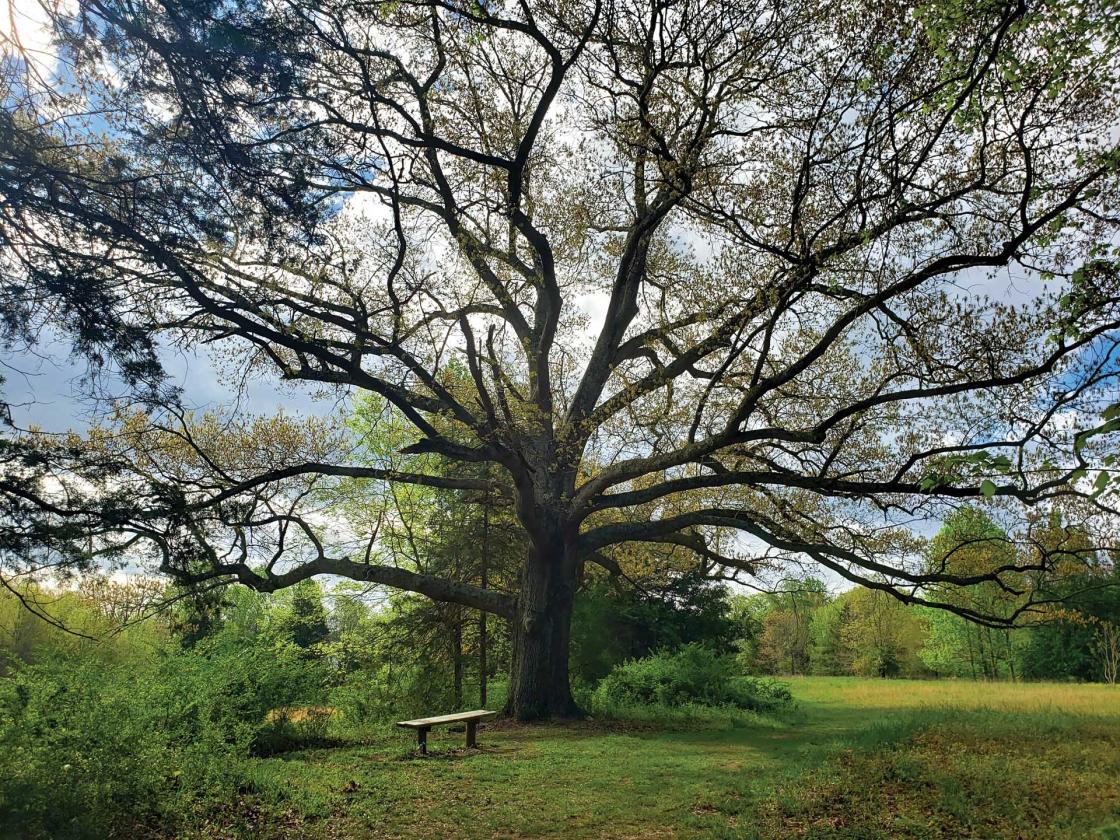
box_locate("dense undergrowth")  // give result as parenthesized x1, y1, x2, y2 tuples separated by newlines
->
(0, 637, 330, 839)
(590, 643, 795, 715)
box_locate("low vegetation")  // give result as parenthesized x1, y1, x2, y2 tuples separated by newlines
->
(170, 680, 1120, 839)
(591, 644, 794, 714)
(2, 579, 1118, 839)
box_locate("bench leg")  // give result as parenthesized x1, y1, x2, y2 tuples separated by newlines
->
(466, 720, 477, 749)
(417, 727, 429, 755)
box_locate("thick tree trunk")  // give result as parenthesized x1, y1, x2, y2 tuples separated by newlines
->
(505, 540, 582, 721)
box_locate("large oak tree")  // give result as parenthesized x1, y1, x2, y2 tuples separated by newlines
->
(3, 0, 1120, 718)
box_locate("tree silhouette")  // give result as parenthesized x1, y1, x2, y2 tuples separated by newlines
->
(2, 0, 1120, 717)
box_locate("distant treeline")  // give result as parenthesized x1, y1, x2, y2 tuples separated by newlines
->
(1, 508, 1117, 700)
(732, 578, 1118, 682)
(732, 508, 1120, 683)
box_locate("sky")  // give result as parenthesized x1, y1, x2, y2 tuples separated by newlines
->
(0, 331, 341, 432)
(1, 0, 56, 77)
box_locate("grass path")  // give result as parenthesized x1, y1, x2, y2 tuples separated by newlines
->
(190, 679, 1120, 839)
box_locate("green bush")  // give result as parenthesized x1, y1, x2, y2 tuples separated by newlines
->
(328, 665, 409, 735)
(0, 637, 329, 838)
(0, 659, 185, 839)
(592, 643, 793, 714)
(728, 675, 794, 711)
(181, 635, 331, 756)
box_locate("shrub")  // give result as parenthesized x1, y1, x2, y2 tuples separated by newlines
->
(180, 635, 331, 756)
(328, 664, 412, 733)
(592, 644, 794, 714)
(0, 637, 330, 838)
(728, 675, 794, 711)
(0, 659, 186, 839)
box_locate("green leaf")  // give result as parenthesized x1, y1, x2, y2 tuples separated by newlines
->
(1075, 417, 1120, 455)
(979, 479, 998, 498)
(1092, 471, 1110, 497)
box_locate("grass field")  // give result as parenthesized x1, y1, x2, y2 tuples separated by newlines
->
(178, 678, 1120, 839)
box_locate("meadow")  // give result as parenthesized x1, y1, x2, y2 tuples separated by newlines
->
(179, 677, 1120, 840)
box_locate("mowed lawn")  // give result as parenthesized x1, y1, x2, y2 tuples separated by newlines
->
(182, 678, 1120, 840)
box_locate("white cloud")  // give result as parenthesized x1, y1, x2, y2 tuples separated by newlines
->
(1, 0, 60, 80)
(574, 291, 610, 339)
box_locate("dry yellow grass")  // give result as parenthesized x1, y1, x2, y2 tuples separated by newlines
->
(790, 675, 1120, 716)
(265, 706, 338, 724)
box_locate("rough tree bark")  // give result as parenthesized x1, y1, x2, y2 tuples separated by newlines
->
(505, 537, 582, 720)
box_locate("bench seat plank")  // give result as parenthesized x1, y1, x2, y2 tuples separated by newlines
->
(396, 709, 497, 754)
(395, 709, 497, 728)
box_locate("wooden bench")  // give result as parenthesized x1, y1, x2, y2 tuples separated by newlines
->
(395, 709, 497, 754)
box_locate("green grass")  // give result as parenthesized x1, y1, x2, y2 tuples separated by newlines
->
(171, 678, 1120, 839)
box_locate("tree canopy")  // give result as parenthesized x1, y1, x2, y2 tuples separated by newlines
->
(3, 0, 1120, 717)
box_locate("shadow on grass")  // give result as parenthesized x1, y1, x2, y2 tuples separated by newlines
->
(393, 743, 522, 762)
